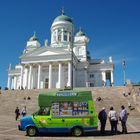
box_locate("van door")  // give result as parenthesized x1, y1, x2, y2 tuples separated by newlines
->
(33, 107, 51, 128)
(33, 108, 66, 129)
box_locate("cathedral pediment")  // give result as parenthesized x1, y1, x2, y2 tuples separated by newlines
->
(20, 46, 70, 58)
(38, 51, 58, 56)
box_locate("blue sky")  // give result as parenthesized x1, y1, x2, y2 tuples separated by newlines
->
(0, 0, 140, 88)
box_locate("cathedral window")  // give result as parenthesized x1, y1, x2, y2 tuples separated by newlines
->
(64, 35, 67, 41)
(58, 34, 61, 42)
(69, 32, 72, 42)
(58, 29, 62, 42)
(90, 74, 94, 78)
(69, 36, 71, 42)
(53, 32, 56, 42)
(79, 48, 83, 55)
(90, 83, 94, 87)
(63, 31, 67, 41)
(53, 35, 56, 42)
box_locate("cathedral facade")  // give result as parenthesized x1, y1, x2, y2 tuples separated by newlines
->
(7, 11, 114, 90)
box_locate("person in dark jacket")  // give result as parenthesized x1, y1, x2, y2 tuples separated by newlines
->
(98, 107, 107, 134)
(15, 107, 20, 121)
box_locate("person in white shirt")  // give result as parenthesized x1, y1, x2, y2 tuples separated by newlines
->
(108, 106, 118, 134)
(120, 105, 128, 134)
(21, 106, 27, 117)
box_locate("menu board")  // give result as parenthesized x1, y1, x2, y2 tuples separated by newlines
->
(52, 101, 88, 117)
(52, 103, 59, 116)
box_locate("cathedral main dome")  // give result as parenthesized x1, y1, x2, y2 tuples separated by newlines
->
(53, 8, 73, 24)
(53, 14, 72, 23)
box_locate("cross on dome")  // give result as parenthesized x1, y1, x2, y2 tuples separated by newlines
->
(33, 31, 36, 37)
(79, 27, 82, 31)
(61, 7, 65, 15)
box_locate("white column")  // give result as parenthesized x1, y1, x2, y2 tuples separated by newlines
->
(67, 62, 71, 87)
(11, 76, 14, 89)
(84, 67, 88, 87)
(7, 76, 11, 89)
(110, 70, 114, 86)
(20, 65, 24, 89)
(58, 63, 62, 88)
(25, 68, 28, 89)
(28, 65, 32, 89)
(102, 71, 106, 86)
(56, 29, 58, 42)
(31, 67, 34, 89)
(61, 29, 64, 42)
(14, 76, 17, 89)
(37, 64, 42, 89)
(48, 63, 52, 89)
(73, 67, 76, 88)
(51, 31, 53, 44)
(68, 32, 70, 42)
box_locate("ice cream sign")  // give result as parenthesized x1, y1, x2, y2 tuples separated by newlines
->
(56, 92, 77, 97)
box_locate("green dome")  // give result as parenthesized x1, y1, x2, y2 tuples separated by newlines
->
(54, 14, 72, 23)
(29, 32, 38, 41)
(76, 30, 86, 37)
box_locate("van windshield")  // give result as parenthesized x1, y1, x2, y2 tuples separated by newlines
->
(38, 107, 50, 116)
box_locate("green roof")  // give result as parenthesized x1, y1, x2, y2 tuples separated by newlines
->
(54, 14, 72, 23)
(29, 32, 38, 41)
(38, 90, 92, 107)
(76, 30, 86, 37)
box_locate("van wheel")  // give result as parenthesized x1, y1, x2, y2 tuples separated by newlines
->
(26, 127, 37, 136)
(72, 127, 83, 137)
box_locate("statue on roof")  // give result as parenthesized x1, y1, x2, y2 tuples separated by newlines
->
(61, 7, 65, 15)
(45, 39, 49, 47)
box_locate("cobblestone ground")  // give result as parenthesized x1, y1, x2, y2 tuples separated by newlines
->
(0, 115, 140, 140)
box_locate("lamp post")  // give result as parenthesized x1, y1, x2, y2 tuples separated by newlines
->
(122, 59, 126, 86)
(71, 42, 74, 90)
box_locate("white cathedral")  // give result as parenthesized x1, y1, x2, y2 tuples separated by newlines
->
(7, 10, 114, 90)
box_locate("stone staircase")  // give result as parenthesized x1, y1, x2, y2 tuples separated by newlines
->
(90, 86, 140, 116)
(0, 89, 41, 116)
(0, 86, 140, 117)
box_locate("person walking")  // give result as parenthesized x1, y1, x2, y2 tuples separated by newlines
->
(108, 106, 118, 134)
(15, 107, 20, 121)
(21, 106, 27, 117)
(120, 105, 128, 134)
(98, 107, 107, 134)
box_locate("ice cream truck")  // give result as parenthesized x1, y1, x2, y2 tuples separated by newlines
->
(18, 90, 98, 136)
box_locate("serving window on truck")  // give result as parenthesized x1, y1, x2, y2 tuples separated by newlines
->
(52, 101, 89, 117)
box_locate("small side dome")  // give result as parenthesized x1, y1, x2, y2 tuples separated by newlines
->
(29, 32, 38, 41)
(76, 30, 86, 37)
(76, 28, 86, 37)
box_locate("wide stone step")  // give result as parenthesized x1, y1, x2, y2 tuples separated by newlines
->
(0, 86, 140, 117)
